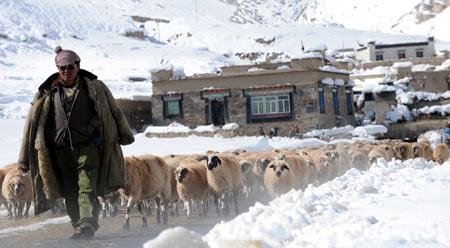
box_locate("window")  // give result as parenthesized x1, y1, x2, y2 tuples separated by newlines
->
(318, 86, 325, 113)
(397, 50, 406, 59)
(251, 95, 291, 118)
(306, 102, 317, 113)
(166, 101, 180, 116)
(376, 53, 383, 61)
(162, 94, 183, 119)
(416, 50, 424, 58)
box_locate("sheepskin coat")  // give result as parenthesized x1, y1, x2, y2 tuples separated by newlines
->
(18, 69, 135, 215)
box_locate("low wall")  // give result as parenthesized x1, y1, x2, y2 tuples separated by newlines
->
(385, 119, 446, 140)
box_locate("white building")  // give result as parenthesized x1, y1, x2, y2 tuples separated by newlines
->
(355, 37, 436, 62)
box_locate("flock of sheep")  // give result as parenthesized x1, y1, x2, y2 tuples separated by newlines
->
(1, 138, 449, 231)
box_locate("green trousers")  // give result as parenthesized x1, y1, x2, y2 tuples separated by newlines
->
(52, 141, 100, 230)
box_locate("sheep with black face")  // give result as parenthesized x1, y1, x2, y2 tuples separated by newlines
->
(176, 162, 209, 218)
(206, 153, 242, 217)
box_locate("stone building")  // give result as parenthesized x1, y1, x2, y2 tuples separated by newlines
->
(151, 57, 354, 137)
(355, 37, 436, 62)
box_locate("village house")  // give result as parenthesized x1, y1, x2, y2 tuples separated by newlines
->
(150, 56, 355, 137)
(355, 36, 437, 63)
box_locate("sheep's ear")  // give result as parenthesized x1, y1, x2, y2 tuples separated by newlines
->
(333, 152, 339, 159)
(181, 168, 188, 174)
(240, 162, 251, 173)
(198, 156, 208, 162)
(299, 151, 308, 156)
(215, 156, 221, 165)
(269, 164, 275, 170)
(281, 165, 290, 170)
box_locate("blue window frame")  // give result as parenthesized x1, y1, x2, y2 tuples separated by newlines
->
(332, 87, 339, 115)
(318, 86, 325, 113)
(346, 88, 353, 115)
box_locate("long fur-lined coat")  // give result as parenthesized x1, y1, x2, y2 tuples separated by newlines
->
(18, 69, 135, 215)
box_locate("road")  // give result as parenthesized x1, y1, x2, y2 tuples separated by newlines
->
(0, 194, 271, 248)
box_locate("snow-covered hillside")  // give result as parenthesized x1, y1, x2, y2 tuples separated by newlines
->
(228, 0, 450, 41)
(1, 0, 450, 119)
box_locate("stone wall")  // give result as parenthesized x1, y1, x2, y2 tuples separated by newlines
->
(375, 91, 396, 124)
(151, 84, 354, 137)
(386, 119, 446, 140)
(116, 99, 152, 132)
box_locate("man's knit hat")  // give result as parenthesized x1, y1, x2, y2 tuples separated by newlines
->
(54, 46, 80, 66)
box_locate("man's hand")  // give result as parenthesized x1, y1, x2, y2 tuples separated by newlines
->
(17, 163, 29, 173)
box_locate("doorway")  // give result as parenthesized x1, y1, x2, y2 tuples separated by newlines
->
(210, 99, 225, 125)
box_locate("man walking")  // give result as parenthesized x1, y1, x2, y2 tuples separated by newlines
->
(17, 46, 135, 239)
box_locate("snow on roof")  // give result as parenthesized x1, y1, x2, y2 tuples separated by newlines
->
(304, 43, 327, 52)
(356, 78, 391, 93)
(372, 84, 396, 94)
(384, 104, 413, 124)
(320, 65, 350, 74)
(321, 77, 334, 85)
(397, 90, 450, 105)
(277, 65, 290, 70)
(436, 59, 450, 71)
(393, 61, 413, 68)
(347, 79, 355, 86)
(335, 78, 345, 86)
(356, 66, 393, 76)
(294, 51, 323, 60)
(418, 103, 450, 115)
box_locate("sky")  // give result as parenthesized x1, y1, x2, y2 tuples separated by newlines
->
(1, 1, 450, 247)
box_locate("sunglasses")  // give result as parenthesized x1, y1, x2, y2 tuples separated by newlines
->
(58, 64, 77, 71)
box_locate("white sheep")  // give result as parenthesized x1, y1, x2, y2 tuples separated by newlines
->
(119, 155, 172, 229)
(206, 153, 243, 217)
(0, 163, 16, 217)
(433, 143, 450, 164)
(176, 161, 210, 218)
(263, 154, 311, 199)
(1, 167, 32, 219)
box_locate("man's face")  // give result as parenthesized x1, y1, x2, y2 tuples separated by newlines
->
(58, 63, 79, 84)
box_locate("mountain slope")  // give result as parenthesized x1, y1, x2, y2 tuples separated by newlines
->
(227, 0, 450, 41)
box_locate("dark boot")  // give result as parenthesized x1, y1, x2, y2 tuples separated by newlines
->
(80, 223, 95, 240)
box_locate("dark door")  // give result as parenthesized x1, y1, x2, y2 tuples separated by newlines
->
(211, 99, 224, 125)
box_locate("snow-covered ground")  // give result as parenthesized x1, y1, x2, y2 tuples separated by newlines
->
(2, 1, 450, 247)
(2, 117, 450, 247)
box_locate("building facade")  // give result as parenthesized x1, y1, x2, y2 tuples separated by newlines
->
(355, 37, 436, 62)
(151, 58, 355, 137)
